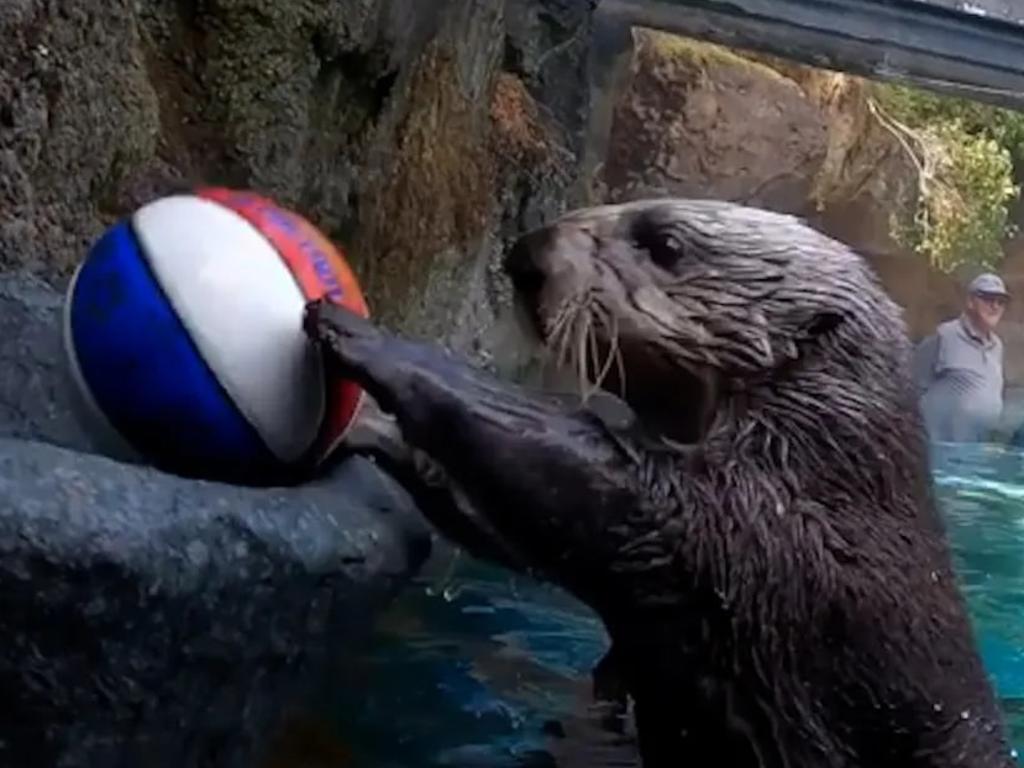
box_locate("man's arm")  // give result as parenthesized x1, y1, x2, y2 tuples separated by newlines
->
(999, 338, 1007, 401)
(910, 333, 940, 395)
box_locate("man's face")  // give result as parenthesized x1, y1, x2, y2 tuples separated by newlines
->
(967, 292, 1008, 333)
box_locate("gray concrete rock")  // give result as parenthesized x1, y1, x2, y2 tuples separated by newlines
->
(0, 273, 433, 768)
(0, 273, 95, 452)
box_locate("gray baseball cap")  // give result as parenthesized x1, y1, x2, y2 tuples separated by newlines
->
(968, 272, 1010, 298)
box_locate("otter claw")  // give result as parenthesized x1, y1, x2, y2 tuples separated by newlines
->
(303, 299, 382, 363)
(303, 299, 406, 415)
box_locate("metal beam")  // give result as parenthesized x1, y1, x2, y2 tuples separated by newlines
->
(597, 0, 1024, 110)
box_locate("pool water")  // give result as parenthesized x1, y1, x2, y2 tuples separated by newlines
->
(932, 443, 1024, 754)
(320, 444, 1024, 766)
(322, 555, 633, 767)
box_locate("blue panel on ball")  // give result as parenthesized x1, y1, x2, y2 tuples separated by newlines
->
(69, 220, 280, 481)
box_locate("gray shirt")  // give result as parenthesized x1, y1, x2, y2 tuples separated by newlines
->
(911, 315, 1004, 443)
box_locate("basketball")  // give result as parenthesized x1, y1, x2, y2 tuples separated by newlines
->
(63, 187, 368, 484)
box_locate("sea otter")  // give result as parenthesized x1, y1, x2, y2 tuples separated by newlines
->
(303, 198, 1016, 767)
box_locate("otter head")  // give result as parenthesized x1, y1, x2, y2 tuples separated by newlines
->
(504, 198, 909, 447)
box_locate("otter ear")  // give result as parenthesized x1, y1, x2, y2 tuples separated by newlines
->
(803, 311, 844, 338)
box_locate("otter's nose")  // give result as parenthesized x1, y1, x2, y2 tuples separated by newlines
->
(504, 226, 558, 299)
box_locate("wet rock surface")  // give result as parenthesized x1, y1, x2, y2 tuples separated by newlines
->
(0, 273, 433, 768)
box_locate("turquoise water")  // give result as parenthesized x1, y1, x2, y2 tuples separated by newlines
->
(932, 443, 1024, 755)
(323, 444, 1024, 765)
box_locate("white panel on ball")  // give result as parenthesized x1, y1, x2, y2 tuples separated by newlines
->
(132, 195, 325, 464)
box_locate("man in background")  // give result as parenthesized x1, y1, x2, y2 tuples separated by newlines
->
(912, 273, 1009, 444)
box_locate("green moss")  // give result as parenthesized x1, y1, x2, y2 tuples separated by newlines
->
(348, 44, 496, 332)
(637, 28, 790, 85)
(168, 0, 375, 205)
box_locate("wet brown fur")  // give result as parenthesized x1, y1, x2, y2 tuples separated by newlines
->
(305, 198, 1016, 767)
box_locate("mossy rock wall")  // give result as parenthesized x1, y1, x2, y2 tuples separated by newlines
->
(0, 0, 596, 360)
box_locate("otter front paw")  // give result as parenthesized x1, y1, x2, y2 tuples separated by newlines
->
(304, 298, 403, 413)
(304, 299, 383, 370)
(305, 298, 440, 421)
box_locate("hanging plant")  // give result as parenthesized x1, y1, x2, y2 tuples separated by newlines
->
(869, 83, 1023, 272)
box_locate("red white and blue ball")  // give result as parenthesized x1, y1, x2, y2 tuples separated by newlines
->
(63, 187, 368, 484)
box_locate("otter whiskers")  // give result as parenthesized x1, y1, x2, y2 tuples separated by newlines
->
(544, 292, 626, 403)
(546, 296, 582, 373)
(589, 302, 627, 400)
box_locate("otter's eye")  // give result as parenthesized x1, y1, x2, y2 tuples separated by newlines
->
(632, 221, 688, 272)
